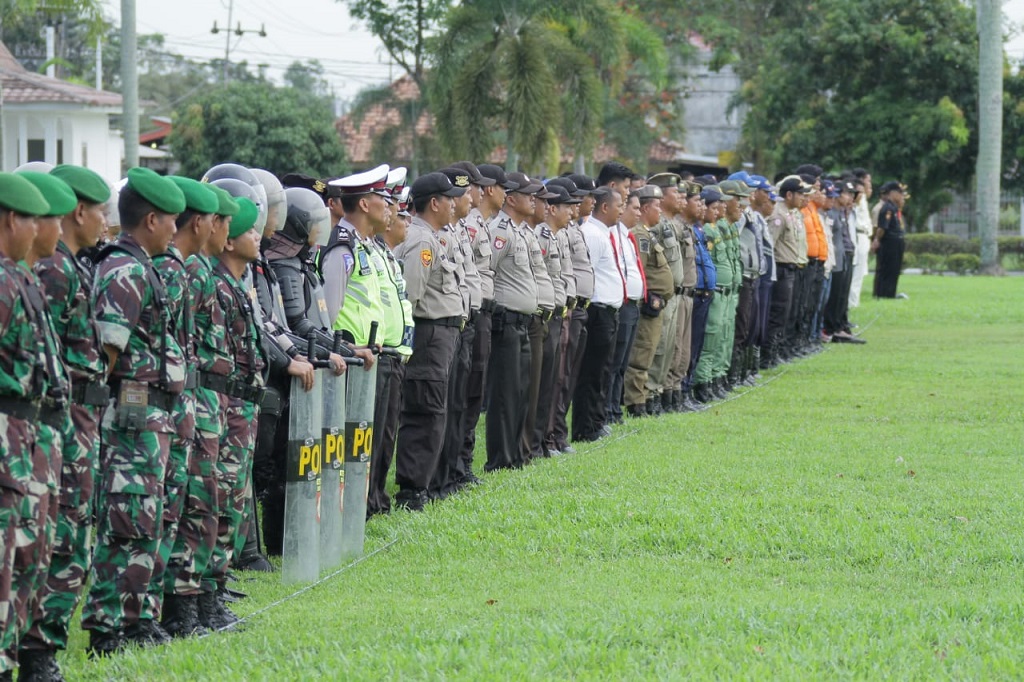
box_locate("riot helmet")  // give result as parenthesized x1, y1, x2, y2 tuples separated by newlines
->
(283, 187, 332, 247)
(250, 167, 287, 234)
(202, 162, 268, 232)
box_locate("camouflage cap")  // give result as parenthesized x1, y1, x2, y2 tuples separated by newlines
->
(50, 164, 111, 204)
(207, 184, 240, 217)
(0, 172, 51, 216)
(647, 172, 682, 189)
(228, 197, 259, 238)
(718, 180, 753, 198)
(126, 166, 186, 214)
(168, 176, 219, 214)
(16, 171, 77, 216)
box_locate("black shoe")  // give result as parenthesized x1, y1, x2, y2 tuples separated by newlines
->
(461, 469, 482, 486)
(626, 404, 647, 418)
(17, 648, 64, 682)
(681, 391, 706, 412)
(86, 629, 126, 658)
(123, 620, 172, 648)
(235, 552, 275, 573)
(693, 383, 712, 404)
(645, 397, 663, 417)
(217, 584, 246, 602)
(198, 591, 239, 631)
(394, 489, 427, 512)
(162, 594, 210, 639)
(712, 379, 729, 400)
(598, 425, 613, 438)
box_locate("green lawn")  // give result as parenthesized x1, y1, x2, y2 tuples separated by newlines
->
(64, 275, 1024, 680)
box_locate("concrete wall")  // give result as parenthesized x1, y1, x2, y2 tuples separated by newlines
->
(2, 106, 123, 183)
(679, 49, 746, 160)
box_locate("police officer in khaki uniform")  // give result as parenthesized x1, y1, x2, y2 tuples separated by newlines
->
(392, 173, 467, 510)
(477, 165, 537, 471)
(544, 176, 593, 454)
(432, 167, 477, 498)
(449, 162, 497, 485)
(623, 185, 674, 416)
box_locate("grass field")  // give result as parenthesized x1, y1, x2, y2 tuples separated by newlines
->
(63, 275, 1024, 680)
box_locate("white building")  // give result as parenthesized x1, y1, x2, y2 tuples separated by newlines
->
(679, 34, 746, 163)
(0, 40, 124, 182)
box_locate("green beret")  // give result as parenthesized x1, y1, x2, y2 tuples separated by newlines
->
(15, 171, 76, 216)
(168, 176, 219, 214)
(228, 198, 258, 238)
(126, 167, 186, 214)
(0, 172, 50, 216)
(50, 165, 111, 204)
(206, 184, 239, 217)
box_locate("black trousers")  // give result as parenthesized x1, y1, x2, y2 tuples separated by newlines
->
(460, 310, 491, 475)
(394, 323, 459, 496)
(874, 238, 904, 298)
(786, 264, 810, 353)
(367, 353, 403, 515)
(734, 279, 757, 351)
(520, 315, 546, 463)
(685, 293, 713, 389)
(433, 321, 474, 495)
(550, 306, 587, 450)
(532, 315, 563, 457)
(798, 260, 825, 345)
(572, 304, 618, 440)
(607, 300, 639, 420)
(824, 256, 855, 335)
(756, 275, 774, 348)
(766, 265, 796, 361)
(485, 315, 531, 471)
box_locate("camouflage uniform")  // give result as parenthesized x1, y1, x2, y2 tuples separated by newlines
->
(81, 233, 186, 636)
(149, 245, 197, 613)
(20, 240, 100, 655)
(206, 260, 264, 589)
(174, 252, 229, 596)
(0, 256, 63, 674)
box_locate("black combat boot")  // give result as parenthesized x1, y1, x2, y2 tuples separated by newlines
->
(646, 396, 662, 417)
(162, 594, 210, 639)
(235, 517, 275, 573)
(694, 383, 713, 404)
(123, 620, 172, 648)
(661, 390, 674, 413)
(198, 590, 239, 631)
(86, 629, 125, 658)
(712, 378, 729, 400)
(626, 403, 647, 418)
(17, 648, 64, 682)
(681, 388, 705, 412)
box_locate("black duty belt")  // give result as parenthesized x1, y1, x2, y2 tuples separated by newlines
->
(481, 299, 497, 313)
(500, 310, 533, 326)
(715, 286, 733, 296)
(676, 286, 695, 297)
(694, 289, 714, 299)
(468, 308, 481, 324)
(576, 297, 591, 309)
(414, 316, 465, 330)
(0, 396, 40, 422)
(71, 379, 110, 407)
(553, 306, 566, 318)
(534, 309, 553, 323)
(199, 372, 264, 404)
(589, 302, 617, 311)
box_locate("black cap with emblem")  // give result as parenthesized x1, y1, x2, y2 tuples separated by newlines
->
(477, 164, 519, 191)
(449, 161, 496, 187)
(410, 172, 467, 201)
(281, 172, 329, 205)
(437, 167, 474, 193)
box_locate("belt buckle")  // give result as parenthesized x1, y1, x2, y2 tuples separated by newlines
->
(460, 319, 466, 331)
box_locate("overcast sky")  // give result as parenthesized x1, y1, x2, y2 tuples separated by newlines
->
(107, 0, 1024, 107)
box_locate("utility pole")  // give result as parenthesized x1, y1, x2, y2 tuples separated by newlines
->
(976, 0, 1002, 273)
(211, 0, 267, 85)
(121, 0, 139, 169)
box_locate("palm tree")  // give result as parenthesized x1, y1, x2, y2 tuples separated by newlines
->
(429, 0, 666, 172)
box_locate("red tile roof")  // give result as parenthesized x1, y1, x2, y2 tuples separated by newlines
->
(0, 39, 122, 108)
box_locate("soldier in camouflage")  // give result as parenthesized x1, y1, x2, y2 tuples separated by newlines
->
(81, 167, 187, 655)
(205, 198, 266, 630)
(173, 185, 236, 633)
(19, 166, 109, 681)
(0, 173, 66, 682)
(149, 177, 221, 639)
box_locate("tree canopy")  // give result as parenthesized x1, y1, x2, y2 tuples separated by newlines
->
(169, 81, 348, 179)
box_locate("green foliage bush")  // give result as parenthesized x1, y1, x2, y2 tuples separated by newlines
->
(904, 233, 970, 256)
(917, 253, 946, 274)
(900, 252, 917, 271)
(946, 253, 981, 275)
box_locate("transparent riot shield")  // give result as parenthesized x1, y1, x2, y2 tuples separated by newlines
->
(341, 323, 378, 560)
(319, 332, 347, 570)
(282, 373, 323, 584)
